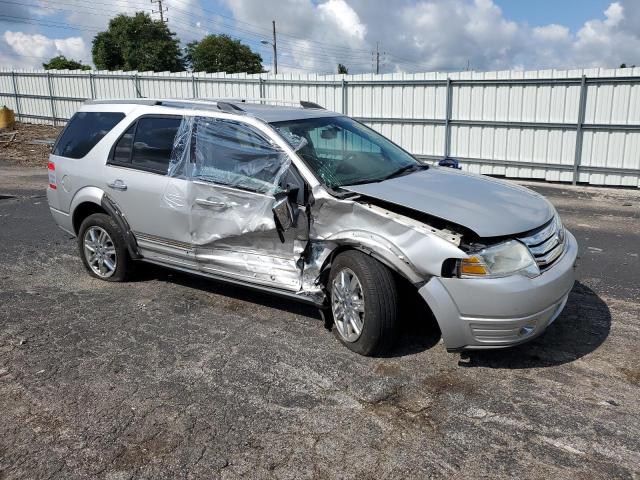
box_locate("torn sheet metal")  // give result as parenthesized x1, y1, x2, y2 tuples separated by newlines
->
(159, 114, 308, 292)
(306, 188, 466, 284)
(300, 242, 334, 300)
(163, 116, 291, 243)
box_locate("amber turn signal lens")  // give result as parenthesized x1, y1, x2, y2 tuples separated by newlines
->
(459, 256, 489, 276)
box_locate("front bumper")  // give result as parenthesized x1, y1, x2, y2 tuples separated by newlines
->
(419, 231, 578, 351)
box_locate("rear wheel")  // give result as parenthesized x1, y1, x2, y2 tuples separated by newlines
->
(329, 250, 398, 356)
(78, 213, 131, 282)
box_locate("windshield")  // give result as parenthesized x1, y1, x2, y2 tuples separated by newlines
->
(271, 116, 422, 188)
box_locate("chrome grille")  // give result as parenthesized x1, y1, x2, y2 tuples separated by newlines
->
(518, 217, 565, 270)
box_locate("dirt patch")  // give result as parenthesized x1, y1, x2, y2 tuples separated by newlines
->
(422, 370, 478, 396)
(620, 367, 640, 384)
(373, 363, 402, 376)
(0, 122, 62, 167)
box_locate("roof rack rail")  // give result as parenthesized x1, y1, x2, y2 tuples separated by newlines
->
(85, 99, 162, 106)
(212, 98, 325, 110)
(156, 99, 245, 114)
(299, 101, 324, 109)
(216, 101, 245, 113)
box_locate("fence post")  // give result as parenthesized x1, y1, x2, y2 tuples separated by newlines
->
(259, 77, 264, 101)
(341, 79, 347, 115)
(572, 75, 587, 185)
(10, 71, 21, 120)
(133, 73, 141, 98)
(89, 72, 96, 99)
(46, 72, 57, 126)
(443, 77, 453, 158)
(191, 73, 198, 98)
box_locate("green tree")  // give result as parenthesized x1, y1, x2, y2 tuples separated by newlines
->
(92, 13, 184, 71)
(337, 63, 349, 74)
(185, 34, 264, 74)
(43, 55, 91, 70)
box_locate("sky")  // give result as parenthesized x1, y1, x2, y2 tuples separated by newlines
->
(1, 0, 639, 74)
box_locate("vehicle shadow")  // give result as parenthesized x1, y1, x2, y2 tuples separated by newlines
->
(135, 266, 607, 365)
(137, 263, 323, 319)
(458, 281, 611, 369)
(136, 264, 441, 355)
(383, 284, 442, 357)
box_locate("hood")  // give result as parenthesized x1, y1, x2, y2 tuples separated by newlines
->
(342, 167, 554, 238)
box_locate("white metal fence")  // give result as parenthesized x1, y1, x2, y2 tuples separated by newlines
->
(2, 67, 640, 188)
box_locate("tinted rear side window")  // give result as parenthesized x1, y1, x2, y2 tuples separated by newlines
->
(53, 112, 125, 159)
(131, 117, 181, 174)
(112, 124, 136, 164)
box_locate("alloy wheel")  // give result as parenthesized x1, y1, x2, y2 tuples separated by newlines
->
(331, 268, 365, 342)
(83, 226, 117, 278)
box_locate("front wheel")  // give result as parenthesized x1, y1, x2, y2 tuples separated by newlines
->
(329, 250, 399, 356)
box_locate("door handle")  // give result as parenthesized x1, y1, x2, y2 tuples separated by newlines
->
(107, 180, 127, 191)
(195, 198, 229, 209)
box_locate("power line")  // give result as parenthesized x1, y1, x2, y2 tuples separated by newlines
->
(150, 0, 167, 23)
(41, 0, 379, 63)
(4, 0, 437, 72)
(37, 0, 373, 67)
(0, 14, 102, 32)
(59, 0, 373, 56)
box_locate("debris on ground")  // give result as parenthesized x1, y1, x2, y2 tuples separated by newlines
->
(0, 122, 62, 167)
(0, 132, 17, 144)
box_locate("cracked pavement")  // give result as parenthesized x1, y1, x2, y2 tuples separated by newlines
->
(0, 166, 639, 479)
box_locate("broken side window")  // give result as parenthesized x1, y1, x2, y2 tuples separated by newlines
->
(163, 115, 294, 240)
(189, 117, 289, 194)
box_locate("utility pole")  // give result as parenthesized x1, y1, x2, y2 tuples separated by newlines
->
(374, 42, 380, 74)
(151, 0, 167, 23)
(261, 21, 278, 74)
(272, 20, 278, 75)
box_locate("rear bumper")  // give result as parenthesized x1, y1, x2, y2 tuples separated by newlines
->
(49, 206, 74, 236)
(419, 231, 578, 351)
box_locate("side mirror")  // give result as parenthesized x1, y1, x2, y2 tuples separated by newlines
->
(438, 157, 461, 169)
(272, 194, 295, 242)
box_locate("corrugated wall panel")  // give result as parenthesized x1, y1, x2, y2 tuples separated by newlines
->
(1, 67, 638, 187)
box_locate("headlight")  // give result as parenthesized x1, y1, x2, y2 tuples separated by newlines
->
(459, 240, 539, 278)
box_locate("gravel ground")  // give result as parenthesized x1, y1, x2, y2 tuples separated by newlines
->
(0, 167, 639, 479)
(0, 123, 61, 167)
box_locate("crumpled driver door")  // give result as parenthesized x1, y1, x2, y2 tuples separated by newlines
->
(165, 115, 308, 292)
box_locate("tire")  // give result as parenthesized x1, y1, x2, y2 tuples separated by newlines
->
(77, 213, 132, 282)
(328, 250, 399, 356)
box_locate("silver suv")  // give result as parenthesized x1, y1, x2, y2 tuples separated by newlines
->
(47, 99, 577, 355)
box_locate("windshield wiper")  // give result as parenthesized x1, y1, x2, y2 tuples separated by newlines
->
(339, 163, 428, 188)
(375, 163, 428, 182)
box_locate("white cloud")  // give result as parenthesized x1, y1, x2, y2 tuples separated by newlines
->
(317, 0, 366, 41)
(3, 0, 640, 72)
(533, 24, 571, 43)
(3, 31, 89, 66)
(604, 2, 624, 27)
(223, 0, 370, 73)
(223, 0, 640, 73)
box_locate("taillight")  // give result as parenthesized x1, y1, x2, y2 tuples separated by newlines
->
(48, 161, 57, 189)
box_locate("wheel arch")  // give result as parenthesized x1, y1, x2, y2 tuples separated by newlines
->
(70, 188, 141, 260)
(316, 239, 425, 290)
(72, 201, 107, 234)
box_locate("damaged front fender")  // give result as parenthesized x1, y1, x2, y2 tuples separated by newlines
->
(303, 187, 467, 288)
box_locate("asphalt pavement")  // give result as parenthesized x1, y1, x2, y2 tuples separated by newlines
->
(0, 166, 639, 479)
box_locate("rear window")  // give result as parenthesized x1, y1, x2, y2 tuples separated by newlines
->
(53, 111, 125, 159)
